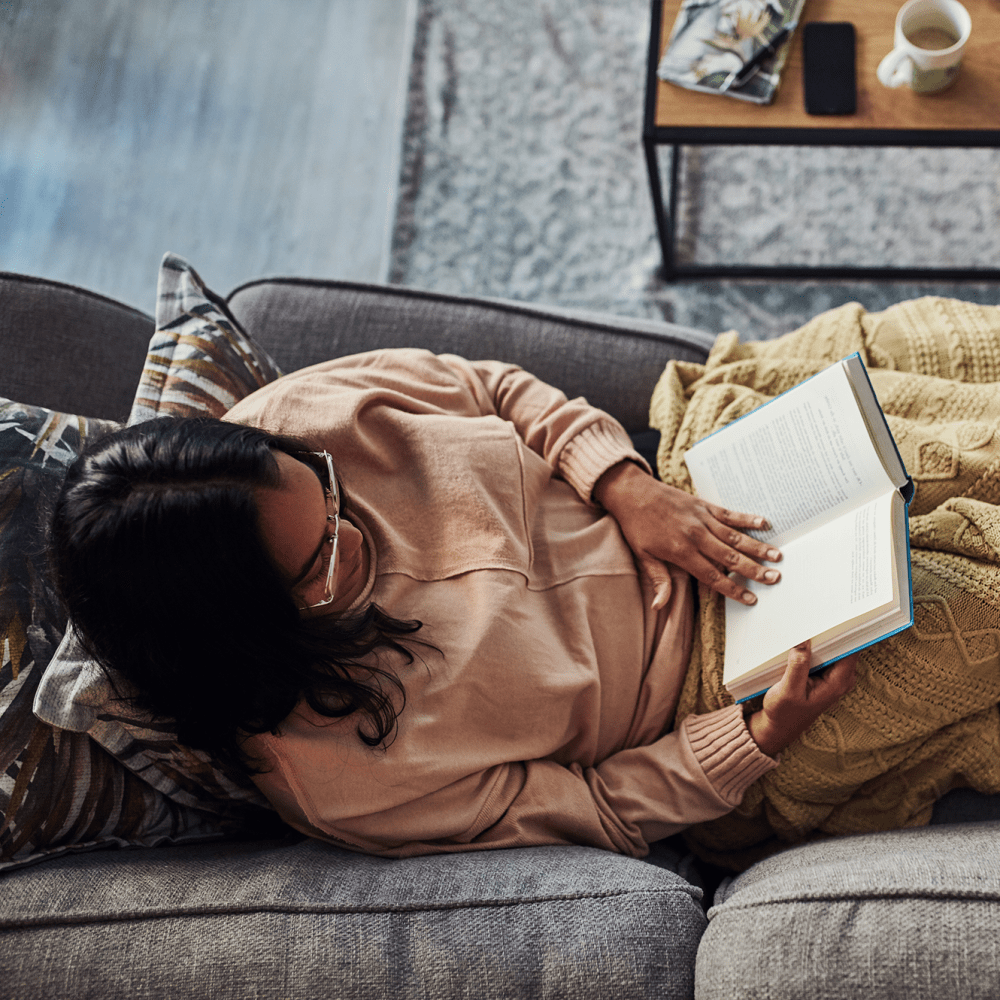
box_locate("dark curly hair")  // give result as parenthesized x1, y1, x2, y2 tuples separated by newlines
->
(48, 415, 436, 774)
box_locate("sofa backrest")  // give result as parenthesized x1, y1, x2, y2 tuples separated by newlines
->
(0, 272, 715, 431)
(0, 273, 154, 421)
(227, 279, 714, 433)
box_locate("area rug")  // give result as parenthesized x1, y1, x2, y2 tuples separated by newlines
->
(389, 0, 1000, 340)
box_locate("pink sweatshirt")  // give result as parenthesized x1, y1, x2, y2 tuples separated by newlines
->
(225, 349, 776, 858)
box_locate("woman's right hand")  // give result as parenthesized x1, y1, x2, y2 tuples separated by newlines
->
(747, 640, 858, 757)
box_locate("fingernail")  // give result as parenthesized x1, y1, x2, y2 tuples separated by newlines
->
(758, 518, 771, 531)
(742, 592, 757, 605)
(768, 548, 781, 561)
(763, 569, 779, 582)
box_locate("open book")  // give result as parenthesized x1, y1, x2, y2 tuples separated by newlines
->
(684, 354, 914, 703)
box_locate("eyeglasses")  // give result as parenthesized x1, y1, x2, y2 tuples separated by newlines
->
(294, 450, 340, 612)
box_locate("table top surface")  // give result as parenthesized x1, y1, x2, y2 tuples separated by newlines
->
(652, 0, 1000, 135)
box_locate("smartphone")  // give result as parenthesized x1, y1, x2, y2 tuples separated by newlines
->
(803, 22, 857, 116)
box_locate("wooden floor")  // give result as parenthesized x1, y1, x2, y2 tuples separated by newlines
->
(0, 0, 416, 313)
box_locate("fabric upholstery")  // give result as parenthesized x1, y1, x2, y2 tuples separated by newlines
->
(0, 272, 153, 421)
(12, 269, 1000, 1000)
(696, 823, 1000, 999)
(0, 399, 227, 871)
(0, 839, 704, 1000)
(226, 278, 715, 434)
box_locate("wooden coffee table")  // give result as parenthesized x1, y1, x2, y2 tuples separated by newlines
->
(643, 0, 1000, 279)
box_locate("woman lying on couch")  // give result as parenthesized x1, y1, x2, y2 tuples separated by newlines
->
(50, 317, 1000, 868)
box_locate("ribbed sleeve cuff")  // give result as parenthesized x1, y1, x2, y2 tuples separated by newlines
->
(681, 704, 779, 806)
(558, 422, 653, 503)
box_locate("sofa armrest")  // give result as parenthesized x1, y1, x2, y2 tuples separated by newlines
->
(227, 279, 715, 434)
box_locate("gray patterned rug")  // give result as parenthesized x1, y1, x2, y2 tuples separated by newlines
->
(390, 0, 1000, 340)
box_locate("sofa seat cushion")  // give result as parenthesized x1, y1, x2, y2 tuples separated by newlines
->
(695, 822, 1000, 999)
(0, 839, 706, 1000)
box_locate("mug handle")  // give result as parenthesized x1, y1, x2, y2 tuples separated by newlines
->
(877, 48, 914, 88)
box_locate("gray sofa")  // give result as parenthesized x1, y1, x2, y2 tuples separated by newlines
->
(2, 271, 1000, 999)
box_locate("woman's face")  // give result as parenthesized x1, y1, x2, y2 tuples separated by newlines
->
(254, 450, 369, 616)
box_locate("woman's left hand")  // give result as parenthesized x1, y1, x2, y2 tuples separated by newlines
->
(593, 460, 782, 608)
(748, 640, 858, 757)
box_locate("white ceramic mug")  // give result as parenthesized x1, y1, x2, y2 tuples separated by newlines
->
(876, 0, 971, 93)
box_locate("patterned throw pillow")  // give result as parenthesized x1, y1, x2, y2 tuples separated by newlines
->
(0, 401, 236, 871)
(34, 253, 285, 827)
(129, 251, 283, 422)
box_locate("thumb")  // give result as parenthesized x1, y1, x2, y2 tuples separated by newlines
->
(641, 558, 673, 611)
(783, 639, 813, 695)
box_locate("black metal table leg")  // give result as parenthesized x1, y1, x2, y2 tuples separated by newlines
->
(643, 137, 677, 279)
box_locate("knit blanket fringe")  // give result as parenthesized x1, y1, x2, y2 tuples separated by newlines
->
(650, 297, 1000, 871)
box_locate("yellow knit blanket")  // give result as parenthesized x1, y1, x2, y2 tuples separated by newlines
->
(650, 296, 1000, 871)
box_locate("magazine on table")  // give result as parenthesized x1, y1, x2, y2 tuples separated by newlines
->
(683, 354, 915, 703)
(657, 0, 807, 105)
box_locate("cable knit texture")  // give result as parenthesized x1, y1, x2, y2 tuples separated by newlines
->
(650, 296, 1000, 870)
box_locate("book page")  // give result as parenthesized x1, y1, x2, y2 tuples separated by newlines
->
(724, 490, 898, 685)
(843, 355, 909, 489)
(685, 362, 896, 545)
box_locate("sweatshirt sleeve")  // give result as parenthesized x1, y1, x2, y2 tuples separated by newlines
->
(435, 354, 652, 503)
(226, 349, 651, 504)
(249, 704, 777, 859)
